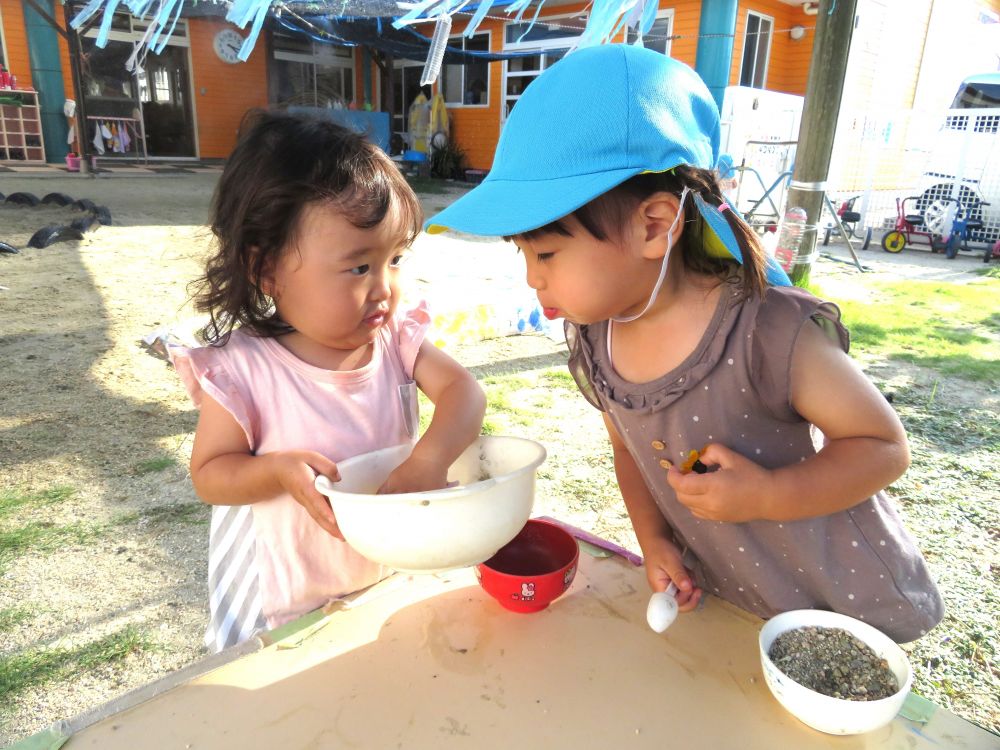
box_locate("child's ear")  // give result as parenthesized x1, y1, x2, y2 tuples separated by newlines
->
(637, 192, 684, 259)
(252, 247, 277, 298)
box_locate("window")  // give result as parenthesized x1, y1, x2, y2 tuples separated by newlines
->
(389, 61, 427, 135)
(503, 50, 565, 119)
(739, 11, 772, 89)
(625, 11, 674, 56)
(271, 31, 354, 108)
(505, 19, 583, 47)
(951, 80, 1000, 109)
(502, 16, 581, 121)
(441, 33, 490, 106)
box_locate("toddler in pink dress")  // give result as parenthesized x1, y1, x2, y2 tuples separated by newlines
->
(172, 111, 485, 652)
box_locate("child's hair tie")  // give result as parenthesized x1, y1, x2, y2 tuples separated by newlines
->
(718, 203, 730, 213)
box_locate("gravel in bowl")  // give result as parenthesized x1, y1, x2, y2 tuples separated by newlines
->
(768, 626, 898, 701)
(758, 609, 913, 735)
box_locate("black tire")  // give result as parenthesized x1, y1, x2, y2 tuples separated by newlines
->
(70, 215, 99, 233)
(823, 226, 833, 245)
(73, 198, 97, 212)
(41, 192, 75, 206)
(6, 192, 40, 207)
(28, 224, 85, 249)
(94, 206, 112, 226)
(861, 227, 873, 250)
(0, 241, 19, 255)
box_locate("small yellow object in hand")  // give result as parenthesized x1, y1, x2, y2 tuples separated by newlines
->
(679, 447, 709, 475)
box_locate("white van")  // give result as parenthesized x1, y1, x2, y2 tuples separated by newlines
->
(916, 73, 1000, 243)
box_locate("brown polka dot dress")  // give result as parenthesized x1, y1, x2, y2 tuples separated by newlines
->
(566, 283, 944, 643)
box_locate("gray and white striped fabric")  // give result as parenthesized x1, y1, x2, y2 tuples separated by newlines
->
(204, 504, 267, 653)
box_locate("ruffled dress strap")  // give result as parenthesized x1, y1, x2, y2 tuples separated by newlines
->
(393, 300, 432, 378)
(168, 342, 257, 450)
(749, 286, 850, 422)
(565, 320, 606, 411)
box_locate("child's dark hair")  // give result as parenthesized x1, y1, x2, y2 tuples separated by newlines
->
(193, 109, 422, 343)
(509, 166, 768, 298)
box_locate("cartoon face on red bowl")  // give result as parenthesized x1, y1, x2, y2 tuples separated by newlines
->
(476, 519, 579, 613)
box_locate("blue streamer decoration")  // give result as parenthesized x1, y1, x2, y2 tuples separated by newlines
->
(70, 0, 666, 66)
(515, 0, 547, 43)
(96, 0, 121, 47)
(638, 0, 657, 37)
(462, 0, 494, 37)
(154, 0, 188, 54)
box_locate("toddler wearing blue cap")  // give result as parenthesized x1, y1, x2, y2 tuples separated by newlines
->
(428, 44, 942, 642)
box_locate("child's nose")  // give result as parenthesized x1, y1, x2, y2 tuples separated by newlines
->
(524, 260, 545, 291)
(370, 270, 392, 300)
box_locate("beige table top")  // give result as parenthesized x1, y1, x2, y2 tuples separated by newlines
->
(60, 549, 997, 749)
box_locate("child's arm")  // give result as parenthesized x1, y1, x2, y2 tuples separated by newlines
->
(604, 414, 702, 611)
(379, 342, 486, 494)
(668, 320, 910, 522)
(190, 392, 343, 538)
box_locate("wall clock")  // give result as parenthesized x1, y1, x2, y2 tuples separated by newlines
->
(213, 28, 244, 64)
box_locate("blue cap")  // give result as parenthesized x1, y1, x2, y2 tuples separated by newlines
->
(426, 44, 790, 286)
(427, 44, 721, 236)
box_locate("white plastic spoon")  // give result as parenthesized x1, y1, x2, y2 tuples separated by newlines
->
(646, 583, 679, 633)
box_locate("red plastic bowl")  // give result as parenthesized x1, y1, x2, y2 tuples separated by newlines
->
(476, 519, 579, 613)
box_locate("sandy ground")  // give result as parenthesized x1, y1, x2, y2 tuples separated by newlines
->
(0, 173, 996, 744)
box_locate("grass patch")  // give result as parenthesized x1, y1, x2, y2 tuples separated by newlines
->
(0, 502, 207, 573)
(0, 625, 152, 703)
(0, 520, 107, 570)
(0, 606, 35, 634)
(133, 456, 178, 475)
(540, 369, 577, 387)
(813, 277, 1000, 380)
(977, 265, 1000, 279)
(0, 486, 74, 518)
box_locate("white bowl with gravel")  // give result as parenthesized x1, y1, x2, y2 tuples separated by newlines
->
(758, 609, 913, 735)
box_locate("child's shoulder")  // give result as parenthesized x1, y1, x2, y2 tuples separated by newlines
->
(173, 328, 273, 375)
(751, 284, 849, 360)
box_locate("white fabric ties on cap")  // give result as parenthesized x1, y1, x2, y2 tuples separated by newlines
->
(612, 186, 690, 324)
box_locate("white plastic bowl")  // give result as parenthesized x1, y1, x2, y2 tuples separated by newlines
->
(759, 609, 913, 735)
(314, 436, 546, 573)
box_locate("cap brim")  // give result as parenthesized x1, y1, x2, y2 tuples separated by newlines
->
(425, 168, 642, 237)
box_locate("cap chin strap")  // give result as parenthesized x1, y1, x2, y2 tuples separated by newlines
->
(611, 186, 689, 324)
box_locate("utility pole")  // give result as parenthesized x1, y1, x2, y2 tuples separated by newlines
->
(786, 0, 858, 285)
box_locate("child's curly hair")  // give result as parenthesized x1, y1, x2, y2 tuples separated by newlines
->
(508, 166, 768, 299)
(192, 109, 422, 344)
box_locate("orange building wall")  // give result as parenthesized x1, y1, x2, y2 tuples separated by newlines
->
(434, 16, 507, 172)
(669, 0, 703, 67)
(0, 0, 73, 98)
(729, 0, 813, 95)
(1, 0, 34, 88)
(188, 19, 268, 158)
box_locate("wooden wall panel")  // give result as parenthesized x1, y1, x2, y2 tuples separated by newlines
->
(188, 18, 268, 158)
(1, 0, 33, 88)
